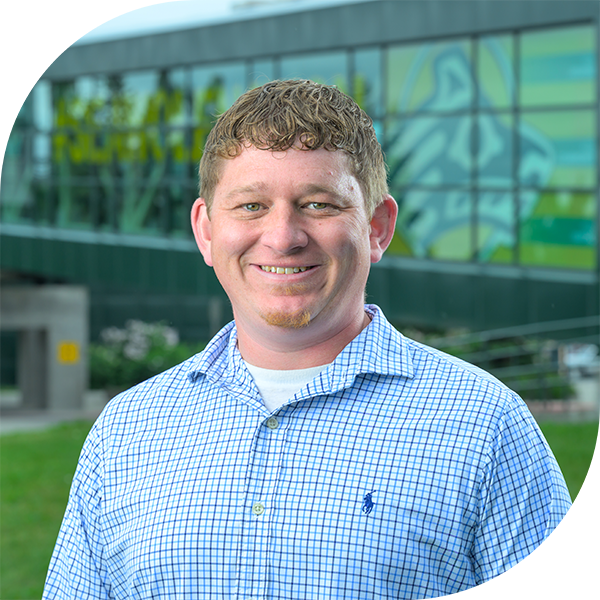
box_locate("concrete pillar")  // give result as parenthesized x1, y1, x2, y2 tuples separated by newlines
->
(18, 329, 47, 409)
(1, 286, 88, 411)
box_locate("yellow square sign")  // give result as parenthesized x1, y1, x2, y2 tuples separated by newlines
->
(57, 341, 80, 364)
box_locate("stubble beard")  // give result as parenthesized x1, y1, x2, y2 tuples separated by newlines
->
(261, 309, 312, 329)
(260, 282, 312, 329)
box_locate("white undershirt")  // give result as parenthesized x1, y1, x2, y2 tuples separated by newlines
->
(244, 361, 330, 412)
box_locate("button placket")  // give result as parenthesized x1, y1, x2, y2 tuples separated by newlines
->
(238, 417, 287, 598)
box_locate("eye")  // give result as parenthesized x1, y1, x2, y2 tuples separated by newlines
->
(307, 202, 329, 210)
(243, 203, 261, 212)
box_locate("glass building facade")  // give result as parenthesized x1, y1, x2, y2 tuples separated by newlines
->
(2, 21, 597, 274)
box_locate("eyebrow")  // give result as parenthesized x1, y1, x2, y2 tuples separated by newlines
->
(224, 183, 268, 200)
(224, 183, 344, 201)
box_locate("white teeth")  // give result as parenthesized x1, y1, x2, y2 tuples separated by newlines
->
(261, 266, 309, 274)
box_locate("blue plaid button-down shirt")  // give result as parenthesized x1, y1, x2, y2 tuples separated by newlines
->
(44, 305, 571, 599)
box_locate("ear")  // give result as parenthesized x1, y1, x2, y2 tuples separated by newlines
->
(369, 195, 398, 264)
(191, 198, 214, 267)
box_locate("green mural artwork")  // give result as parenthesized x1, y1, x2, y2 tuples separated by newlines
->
(383, 26, 596, 270)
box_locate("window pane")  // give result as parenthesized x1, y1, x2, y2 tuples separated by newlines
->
(520, 25, 596, 107)
(165, 181, 195, 238)
(249, 59, 275, 88)
(387, 40, 473, 114)
(33, 80, 53, 132)
(1, 128, 32, 223)
(159, 69, 189, 126)
(478, 35, 515, 109)
(166, 128, 192, 175)
(386, 116, 473, 190)
(115, 175, 163, 235)
(477, 113, 513, 187)
(33, 133, 52, 179)
(395, 189, 472, 260)
(354, 47, 382, 117)
(120, 71, 161, 126)
(477, 190, 515, 263)
(280, 51, 349, 91)
(192, 62, 246, 122)
(520, 190, 596, 269)
(191, 63, 245, 158)
(519, 110, 596, 188)
(55, 185, 95, 229)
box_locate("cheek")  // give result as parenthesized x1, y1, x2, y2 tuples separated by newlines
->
(339, 223, 371, 257)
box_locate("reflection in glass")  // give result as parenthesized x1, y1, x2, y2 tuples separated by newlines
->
(280, 51, 348, 91)
(33, 81, 53, 132)
(121, 71, 160, 126)
(33, 134, 52, 179)
(386, 116, 473, 190)
(387, 40, 473, 114)
(166, 129, 191, 173)
(249, 59, 275, 88)
(165, 182, 195, 238)
(54, 185, 95, 229)
(519, 110, 596, 189)
(520, 190, 596, 269)
(159, 68, 188, 126)
(477, 113, 513, 187)
(520, 25, 596, 107)
(395, 189, 472, 260)
(1, 126, 32, 223)
(478, 35, 514, 109)
(95, 183, 118, 232)
(192, 62, 247, 121)
(477, 190, 515, 263)
(354, 47, 381, 116)
(116, 158, 167, 234)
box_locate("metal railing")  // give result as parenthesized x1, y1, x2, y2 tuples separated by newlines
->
(426, 316, 600, 401)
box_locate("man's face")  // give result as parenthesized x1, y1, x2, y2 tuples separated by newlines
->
(192, 145, 392, 341)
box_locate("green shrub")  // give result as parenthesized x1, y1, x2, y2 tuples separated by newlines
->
(89, 320, 205, 390)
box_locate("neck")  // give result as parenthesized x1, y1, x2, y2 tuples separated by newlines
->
(236, 309, 371, 370)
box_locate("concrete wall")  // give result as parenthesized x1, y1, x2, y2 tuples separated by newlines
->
(1, 285, 88, 411)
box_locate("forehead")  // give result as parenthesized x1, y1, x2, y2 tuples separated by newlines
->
(213, 145, 359, 198)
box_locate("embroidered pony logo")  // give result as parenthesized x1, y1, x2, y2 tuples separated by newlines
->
(362, 490, 377, 515)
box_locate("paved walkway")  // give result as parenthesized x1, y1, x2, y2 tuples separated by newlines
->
(0, 408, 103, 435)
(0, 390, 107, 436)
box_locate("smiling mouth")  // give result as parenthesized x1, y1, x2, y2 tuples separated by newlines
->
(260, 265, 313, 274)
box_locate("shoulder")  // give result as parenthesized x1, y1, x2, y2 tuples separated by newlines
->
(91, 328, 232, 457)
(95, 321, 237, 433)
(372, 310, 513, 399)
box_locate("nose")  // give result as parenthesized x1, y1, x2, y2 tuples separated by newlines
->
(260, 204, 309, 254)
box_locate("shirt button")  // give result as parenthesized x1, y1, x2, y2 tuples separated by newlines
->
(266, 417, 279, 430)
(252, 502, 265, 516)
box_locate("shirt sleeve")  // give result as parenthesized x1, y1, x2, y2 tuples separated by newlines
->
(471, 395, 572, 583)
(42, 422, 110, 599)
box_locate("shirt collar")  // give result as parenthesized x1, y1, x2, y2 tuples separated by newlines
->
(187, 304, 414, 398)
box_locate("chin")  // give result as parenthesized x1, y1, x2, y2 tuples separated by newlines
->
(260, 309, 312, 329)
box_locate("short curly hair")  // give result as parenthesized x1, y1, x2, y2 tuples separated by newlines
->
(199, 79, 388, 217)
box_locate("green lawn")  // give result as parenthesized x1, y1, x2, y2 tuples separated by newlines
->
(1, 419, 598, 600)
(1, 421, 94, 600)
(538, 420, 599, 500)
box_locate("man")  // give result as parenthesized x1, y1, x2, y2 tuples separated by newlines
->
(44, 80, 571, 599)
